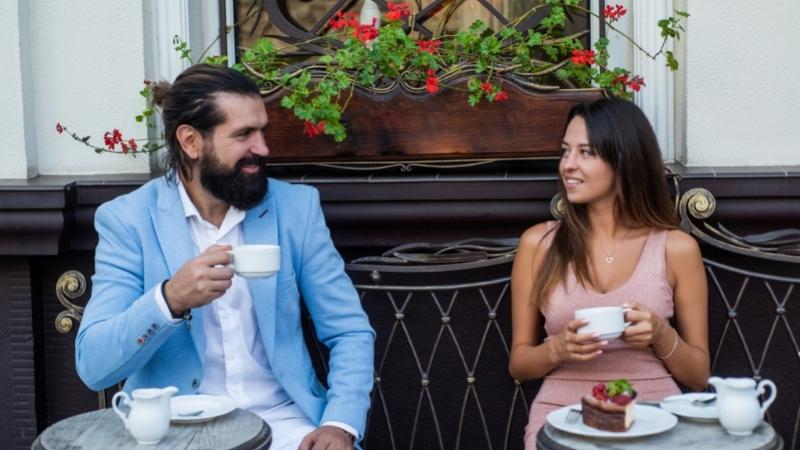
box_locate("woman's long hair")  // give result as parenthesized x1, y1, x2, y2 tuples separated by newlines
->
(531, 98, 679, 309)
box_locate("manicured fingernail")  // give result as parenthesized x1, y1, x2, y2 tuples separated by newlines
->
(591, 332, 600, 338)
(582, 319, 590, 324)
(596, 350, 603, 355)
(601, 340, 608, 346)
(622, 302, 630, 308)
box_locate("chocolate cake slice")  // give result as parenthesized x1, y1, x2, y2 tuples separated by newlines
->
(581, 395, 635, 432)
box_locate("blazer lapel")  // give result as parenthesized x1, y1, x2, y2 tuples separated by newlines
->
(150, 179, 206, 358)
(242, 191, 279, 359)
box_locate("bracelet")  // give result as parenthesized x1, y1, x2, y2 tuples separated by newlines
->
(162, 279, 191, 321)
(655, 327, 679, 360)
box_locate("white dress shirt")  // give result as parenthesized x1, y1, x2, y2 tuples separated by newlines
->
(154, 182, 358, 440)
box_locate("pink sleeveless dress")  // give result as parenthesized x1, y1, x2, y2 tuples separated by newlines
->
(523, 222, 681, 448)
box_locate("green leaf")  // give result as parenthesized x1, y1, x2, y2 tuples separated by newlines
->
(469, 20, 488, 35)
(665, 50, 679, 71)
(135, 115, 144, 122)
(467, 77, 481, 92)
(479, 36, 501, 56)
(526, 31, 543, 47)
(280, 96, 295, 109)
(319, 55, 334, 64)
(467, 94, 481, 107)
(499, 27, 517, 40)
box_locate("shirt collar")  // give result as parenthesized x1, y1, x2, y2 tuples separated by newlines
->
(177, 180, 246, 232)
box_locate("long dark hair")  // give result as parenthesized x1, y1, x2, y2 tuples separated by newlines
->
(150, 64, 261, 181)
(532, 98, 679, 309)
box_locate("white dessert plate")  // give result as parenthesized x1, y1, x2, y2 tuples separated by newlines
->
(659, 393, 719, 422)
(171, 395, 237, 424)
(547, 404, 678, 438)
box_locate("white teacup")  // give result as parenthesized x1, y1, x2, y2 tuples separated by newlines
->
(575, 306, 630, 340)
(228, 244, 280, 278)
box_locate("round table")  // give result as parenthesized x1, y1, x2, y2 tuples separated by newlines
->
(537, 420, 782, 450)
(32, 408, 271, 450)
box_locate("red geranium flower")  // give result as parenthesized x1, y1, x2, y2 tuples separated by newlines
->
(103, 128, 124, 150)
(425, 70, 439, 94)
(494, 91, 509, 102)
(128, 138, 138, 151)
(56, 122, 64, 134)
(417, 39, 441, 54)
(603, 4, 627, 21)
(480, 81, 494, 94)
(612, 73, 629, 86)
(628, 75, 646, 92)
(385, 1, 411, 21)
(329, 11, 359, 30)
(353, 19, 379, 43)
(570, 49, 596, 66)
(143, 79, 152, 86)
(303, 121, 326, 137)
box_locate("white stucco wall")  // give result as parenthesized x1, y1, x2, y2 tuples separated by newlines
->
(29, 0, 150, 175)
(685, 0, 800, 166)
(0, 0, 35, 178)
(2, 1, 799, 178)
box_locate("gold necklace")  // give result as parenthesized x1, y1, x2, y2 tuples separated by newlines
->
(597, 228, 630, 264)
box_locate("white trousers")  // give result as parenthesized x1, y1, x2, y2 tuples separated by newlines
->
(254, 401, 317, 450)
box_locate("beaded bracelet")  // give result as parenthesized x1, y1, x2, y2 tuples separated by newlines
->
(656, 327, 679, 360)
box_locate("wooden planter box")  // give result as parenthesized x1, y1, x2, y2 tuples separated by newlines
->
(263, 80, 604, 164)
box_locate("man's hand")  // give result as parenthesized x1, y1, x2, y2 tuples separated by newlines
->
(299, 425, 354, 450)
(163, 244, 234, 315)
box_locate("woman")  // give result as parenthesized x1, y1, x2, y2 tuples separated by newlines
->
(508, 98, 709, 447)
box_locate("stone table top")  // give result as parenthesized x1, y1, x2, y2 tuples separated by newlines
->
(32, 407, 271, 450)
(537, 419, 782, 450)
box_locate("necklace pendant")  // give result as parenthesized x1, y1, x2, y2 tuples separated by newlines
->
(605, 256, 615, 264)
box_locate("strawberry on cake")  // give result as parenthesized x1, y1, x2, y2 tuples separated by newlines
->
(581, 379, 637, 432)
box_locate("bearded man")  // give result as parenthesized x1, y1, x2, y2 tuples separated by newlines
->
(75, 64, 374, 450)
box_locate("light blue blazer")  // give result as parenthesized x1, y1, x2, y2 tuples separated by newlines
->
(75, 177, 375, 436)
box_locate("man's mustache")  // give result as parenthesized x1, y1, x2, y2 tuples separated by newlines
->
(235, 155, 268, 171)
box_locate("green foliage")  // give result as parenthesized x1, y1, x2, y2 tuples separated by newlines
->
(228, 2, 685, 141)
(172, 36, 192, 63)
(65, 1, 688, 150)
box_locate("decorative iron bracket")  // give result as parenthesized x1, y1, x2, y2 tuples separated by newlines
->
(679, 188, 800, 263)
(55, 270, 86, 333)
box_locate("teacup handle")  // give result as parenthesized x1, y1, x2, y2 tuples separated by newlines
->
(623, 307, 633, 328)
(111, 391, 131, 428)
(757, 379, 777, 416)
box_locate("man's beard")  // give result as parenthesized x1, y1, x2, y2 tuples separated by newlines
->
(199, 144, 269, 210)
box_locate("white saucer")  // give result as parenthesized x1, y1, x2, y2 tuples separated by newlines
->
(171, 395, 237, 424)
(547, 404, 677, 438)
(659, 393, 719, 422)
(236, 271, 277, 279)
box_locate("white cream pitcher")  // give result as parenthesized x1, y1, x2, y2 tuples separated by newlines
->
(112, 386, 178, 444)
(708, 376, 777, 436)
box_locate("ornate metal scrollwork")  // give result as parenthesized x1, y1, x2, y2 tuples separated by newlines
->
(550, 192, 565, 219)
(679, 188, 800, 262)
(55, 270, 87, 334)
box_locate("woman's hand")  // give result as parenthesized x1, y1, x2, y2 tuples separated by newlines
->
(621, 302, 669, 348)
(547, 318, 607, 364)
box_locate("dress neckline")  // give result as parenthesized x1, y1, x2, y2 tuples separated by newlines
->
(582, 228, 654, 297)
